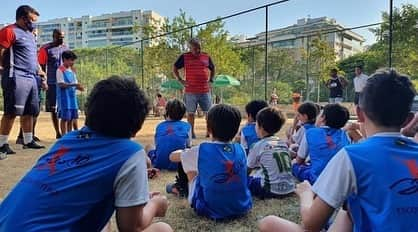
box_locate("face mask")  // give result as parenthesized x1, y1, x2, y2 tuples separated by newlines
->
(57, 38, 64, 45)
(25, 17, 35, 32)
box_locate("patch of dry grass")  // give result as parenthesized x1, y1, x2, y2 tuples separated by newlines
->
(0, 113, 300, 231)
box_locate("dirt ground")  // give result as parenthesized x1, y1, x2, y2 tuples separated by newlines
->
(0, 112, 300, 231)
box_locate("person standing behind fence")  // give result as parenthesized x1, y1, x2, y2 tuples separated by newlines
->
(326, 68, 348, 103)
(173, 38, 215, 139)
(353, 65, 369, 105)
(38, 28, 69, 139)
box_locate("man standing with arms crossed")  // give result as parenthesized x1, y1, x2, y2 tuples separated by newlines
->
(173, 38, 215, 138)
(0, 5, 45, 155)
(38, 29, 69, 139)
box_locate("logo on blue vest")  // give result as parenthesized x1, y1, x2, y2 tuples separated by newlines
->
(389, 158, 418, 195)
(36, 146, 90, 175)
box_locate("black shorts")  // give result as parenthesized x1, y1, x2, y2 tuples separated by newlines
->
(354, 92, 360, 105)
(45, 84, 57, 112)
(2, 73, 40, 116)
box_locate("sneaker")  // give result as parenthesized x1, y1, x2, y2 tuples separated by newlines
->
(23, 140, 45, 149)
(33, 136, 41, 142)
(0, 144, 16, 155)
(16, 137, 24, 145)
(166, 176, 188, 197)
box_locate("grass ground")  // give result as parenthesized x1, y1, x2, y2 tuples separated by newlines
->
(0, 112, 300, 231)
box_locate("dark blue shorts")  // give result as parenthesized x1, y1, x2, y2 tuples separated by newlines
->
(247, 176, 280, 199)
(291, 163, 317, 184)
(2, 73, 39, 116)
(58, 109, 78, 121)
(147, 149, 157, 163)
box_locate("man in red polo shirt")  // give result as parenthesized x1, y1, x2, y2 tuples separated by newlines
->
(173, 38, 215, 138)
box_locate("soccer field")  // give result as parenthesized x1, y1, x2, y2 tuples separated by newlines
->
(0, 112, 300, 231)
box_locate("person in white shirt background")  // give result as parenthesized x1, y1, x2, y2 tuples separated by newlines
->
(353, 65, 369, 106)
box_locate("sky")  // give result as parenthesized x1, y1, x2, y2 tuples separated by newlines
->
(2, 0, 417, 44)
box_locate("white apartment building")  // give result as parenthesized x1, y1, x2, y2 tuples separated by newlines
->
(237, 17, 365, 60)
(28, 10, 164, 50)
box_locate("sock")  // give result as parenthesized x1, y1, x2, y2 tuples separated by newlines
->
(23, 132, 33, 145)
(0, 135, 9, 146)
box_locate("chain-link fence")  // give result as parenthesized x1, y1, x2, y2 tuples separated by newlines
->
(6, 0, 412, 111)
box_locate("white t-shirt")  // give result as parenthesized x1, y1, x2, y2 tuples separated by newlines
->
(311, 132, 402, 209)
(353, 73, 369, 93)
(56, 67, 78, 85)
(311, 148, 357, 208)
(113, 149, 150, 207)
(292, 126, 306, 146)
(247, 137, 295, 195)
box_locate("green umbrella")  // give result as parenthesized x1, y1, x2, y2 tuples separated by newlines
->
(213, 74, 240, 87)
(212, 75, 240, 103)
(161, 79, 184, 90)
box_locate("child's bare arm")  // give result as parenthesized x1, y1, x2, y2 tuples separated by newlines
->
(296, 181, 335, 231)
(58, 82, 68, 88)
(116, 193, 168, 231)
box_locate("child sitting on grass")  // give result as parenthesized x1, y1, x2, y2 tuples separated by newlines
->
(238, 100, 268, 154)
(292, 103, 350, 184)
(0, 76, 172, 232)
(169, 104, 252, 220)
(146, 99, 191, 170)
(288, 101, 319, 156)
(259, 69, 418, 232)
(247, 107, 296, 199)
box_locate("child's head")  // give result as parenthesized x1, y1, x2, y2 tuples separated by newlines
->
(85, 76, 149, 138)
(245, 100, 268, 122)
(358, 69, 416, 131)
(297, 101, 319, 124)
(256, 107, 286, 138)
(207, 104, 241, 142)
(62, 50, 77, 67)
(165, 99, 186, 121)
(317, 104, 349, 129)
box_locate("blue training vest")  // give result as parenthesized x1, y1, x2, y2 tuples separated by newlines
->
(56, 66, 78, 110)
(242, 123, 259, 152)
(192, 142, 252, 220)
(302, 122, 315, 130)
(306, 127, 350, 178)
(0, 127, 142, 232)
(154, 120, 191, 170)
(345, 136, 418, 232)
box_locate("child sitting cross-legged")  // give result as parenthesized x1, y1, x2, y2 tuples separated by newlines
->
(146, 99, 191, 171)
(169, 104, 252, 220)
(292, 103, 351, 184)
(238, 100, 269, 154)
(288, 101, 319, 157)
(247, 107, 296, 199)
(259, 69, 418, 232)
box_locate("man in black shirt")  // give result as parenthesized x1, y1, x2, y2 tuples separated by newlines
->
(326, 68, 348, 103)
